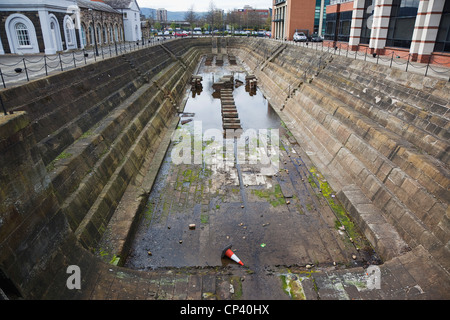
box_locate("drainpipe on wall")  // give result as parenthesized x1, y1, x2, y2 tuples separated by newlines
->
(121, 9, 126, 42)
(318, 0, 325, 36)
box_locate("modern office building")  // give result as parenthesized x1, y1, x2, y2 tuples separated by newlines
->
(323, 0, 450, 64)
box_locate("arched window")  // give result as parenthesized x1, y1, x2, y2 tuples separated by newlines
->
(114, 24, 119, 42)
(63, 16, 77, 49)
(103, 25, 107, 43)
(6, 14, 39, 54)
(96, 24, 102, 44)
(81, 23, 87, 46)
(89, 24, 95, 46)
(15, 23, 30, 46)
(65, 20, 73, 44)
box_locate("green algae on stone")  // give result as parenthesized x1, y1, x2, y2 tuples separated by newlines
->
(309, 166, 370, 249)
(251, 184, 286, 207)
(280, 273, 306, 300)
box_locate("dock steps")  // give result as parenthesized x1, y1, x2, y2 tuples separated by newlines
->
(220, 88, 242, 130)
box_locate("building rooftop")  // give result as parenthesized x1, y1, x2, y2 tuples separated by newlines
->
(103, 0, 138, 9)
(77, 0, 120, 13)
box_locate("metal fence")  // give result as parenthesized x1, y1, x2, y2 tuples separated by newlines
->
(277, 39, 450, 80)
(1, 36, 449, 90)
(0, 37, 175, 89)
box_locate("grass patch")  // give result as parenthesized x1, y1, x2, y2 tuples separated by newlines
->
(80, 130, 94, 139)
(46, 151, 73, 171)
(200, 213, 209, 224)
(252, 184, 286, 207)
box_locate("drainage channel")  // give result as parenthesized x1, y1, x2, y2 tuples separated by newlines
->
(122, 54, 374, 273)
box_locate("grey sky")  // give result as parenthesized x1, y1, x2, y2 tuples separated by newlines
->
(136, 0, 273, 12)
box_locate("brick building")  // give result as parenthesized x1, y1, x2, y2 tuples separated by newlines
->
(77, 0, 123, 48)
(272, 0, 329, 40)
(232, 6, 271, 30)
(323, 0, 450, 64)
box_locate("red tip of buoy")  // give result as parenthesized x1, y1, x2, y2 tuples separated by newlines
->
(221, 244, 244, 266)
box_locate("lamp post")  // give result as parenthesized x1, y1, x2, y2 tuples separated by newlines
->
(88, 8, 99, 56)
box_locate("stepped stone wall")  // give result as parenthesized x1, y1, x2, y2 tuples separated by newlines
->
(228, 38, 449, 270)
(0, 37, 448, 299)
(0, 38, 211, 298)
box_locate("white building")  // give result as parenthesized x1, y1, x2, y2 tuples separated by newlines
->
(0, 0, 80, 55)
(104, 0, 142, 42)
(0, 0, 138, 55)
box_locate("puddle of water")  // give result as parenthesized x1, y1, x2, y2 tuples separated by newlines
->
(182, 70, 281, 133)
(124, 60, 285, 270)
(183, 72, 222, 132)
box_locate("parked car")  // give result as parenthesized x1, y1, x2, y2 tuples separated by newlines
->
(293, 32, 307, 42)
(309, 34, 323, 42)
(174, 32, 187, 37)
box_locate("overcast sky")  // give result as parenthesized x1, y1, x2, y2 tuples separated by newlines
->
(136, 0, 273, 12)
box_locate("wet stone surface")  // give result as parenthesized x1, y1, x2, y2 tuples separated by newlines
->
(124, 55, 377, 275)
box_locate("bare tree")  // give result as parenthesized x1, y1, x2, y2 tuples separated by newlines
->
(205, 1, 216, 33)
(226, 10, 239, 33)
(185, 4, 198, 32)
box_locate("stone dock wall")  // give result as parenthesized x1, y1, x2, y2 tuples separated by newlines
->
(0, 38, 211, 298)
(0, 37, 448, 299)
(227, 38, 449, 271)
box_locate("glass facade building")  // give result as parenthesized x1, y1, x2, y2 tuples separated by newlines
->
(322, 0, 449, 63)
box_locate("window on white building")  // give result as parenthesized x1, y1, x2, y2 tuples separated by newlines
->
(15, 23, 31, 47)
(66, 20, 73, 44)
